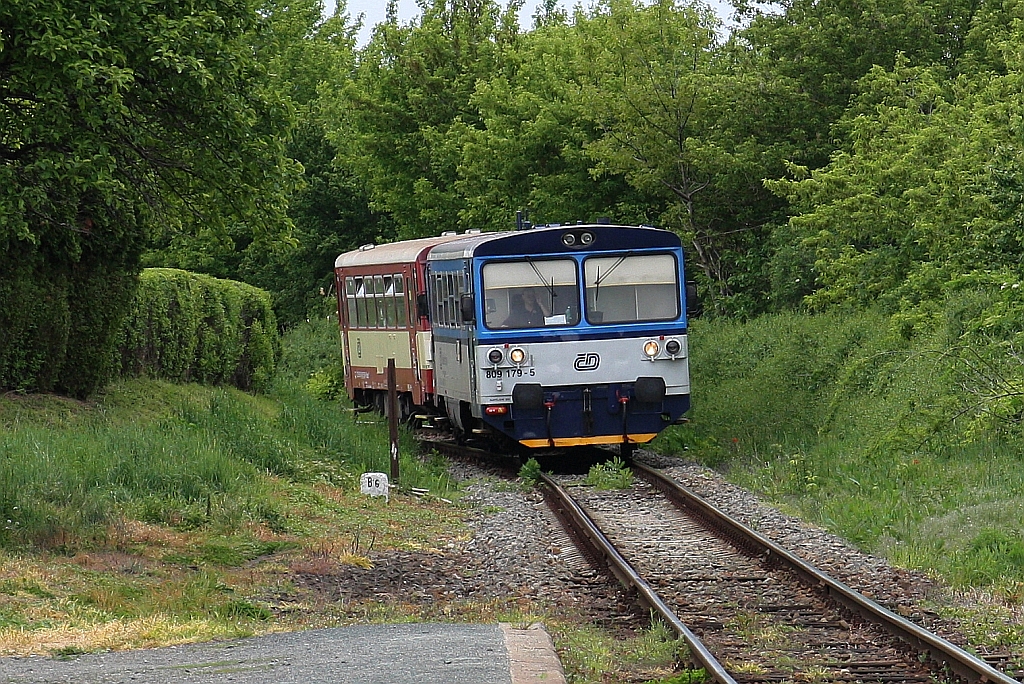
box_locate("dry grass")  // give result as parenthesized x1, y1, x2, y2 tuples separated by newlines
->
(0, 480, 468, 657)
(0, 616, 256, 656)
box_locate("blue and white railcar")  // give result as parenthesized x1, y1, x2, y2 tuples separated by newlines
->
(425, 223, 692, 457)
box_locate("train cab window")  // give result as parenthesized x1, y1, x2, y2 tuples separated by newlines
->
(584, 253, 679, 324)
(482, 259, 579, 329)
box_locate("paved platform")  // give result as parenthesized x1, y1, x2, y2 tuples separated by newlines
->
(0, 623, 566, 684)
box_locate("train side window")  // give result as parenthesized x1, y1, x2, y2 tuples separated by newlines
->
(383, 275, 397, 328)
(374, 275, 386, 328)
(449, 273, 460, 326)
(438, 275, 447, 326)
(345, 277, 358, 328)
(457, 273, 467, 326)
(435, 275, 445, 326)
(395, 274, 407, 327)
(354, 277, 367, 328)
(366, 276, 378, 328)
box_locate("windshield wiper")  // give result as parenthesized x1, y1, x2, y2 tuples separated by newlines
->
(525, 257, 558, 304)
(592, 252, 632, 303)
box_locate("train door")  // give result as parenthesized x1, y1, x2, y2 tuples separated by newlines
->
(427, 261, 474, 428)
(400, 265, 425, 405)
(461, 261, 479, 413)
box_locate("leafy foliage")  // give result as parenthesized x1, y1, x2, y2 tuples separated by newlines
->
(331, 0, 516, 238)
(140, 0, 391, 326)
(767, 15, 1024, 322)
(584, 456, 634, 490)
(518, 457, 544, 485)
(571, 0, 800, 315)
(1, 0, 300, 256)
(115, 269, 280, 392)
(0, 0, 301, 396)
(305, 363, 346, 401)
(456, 18, 649, 230)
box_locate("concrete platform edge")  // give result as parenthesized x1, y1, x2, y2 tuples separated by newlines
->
(500, 622, 567, 684)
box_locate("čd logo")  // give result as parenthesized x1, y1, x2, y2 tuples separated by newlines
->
(574, 353, 600, 371)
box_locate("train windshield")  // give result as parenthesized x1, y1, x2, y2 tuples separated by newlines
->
(482, 259, 580, 329)
(584, 253, 679, 324)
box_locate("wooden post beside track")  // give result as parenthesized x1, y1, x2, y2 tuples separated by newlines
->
(386, 359, 400, 484)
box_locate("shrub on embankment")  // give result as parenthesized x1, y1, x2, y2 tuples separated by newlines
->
(0, 238, 141, 399)
(114, 269, 280, 391)
(659, 305, 1024, 595)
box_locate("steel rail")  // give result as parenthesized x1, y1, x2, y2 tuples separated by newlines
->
(538, 472, 738, 684)
(633, 461, 1021, 684)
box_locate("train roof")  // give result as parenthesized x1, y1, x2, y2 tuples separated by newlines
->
(334, 233, 470, 269)
(427, 224, 677, 261)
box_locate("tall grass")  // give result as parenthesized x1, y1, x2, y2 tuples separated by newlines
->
(0, 417, 262, 549)
(0, 317, 453, 552)
(657, 308, 1024, 598)
(270, 317, 449, 489)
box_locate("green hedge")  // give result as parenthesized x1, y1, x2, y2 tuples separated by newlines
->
(115, 269, 280, 391)
(0, 234, 140, 398)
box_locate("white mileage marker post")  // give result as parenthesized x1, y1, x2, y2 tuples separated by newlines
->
(361, 472, 390, 503)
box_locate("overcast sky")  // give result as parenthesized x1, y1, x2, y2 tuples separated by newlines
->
(338, 1, 737, 46)
(342, 0, 562, 45)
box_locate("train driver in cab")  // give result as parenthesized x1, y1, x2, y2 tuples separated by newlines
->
(503, 287, 549, 328)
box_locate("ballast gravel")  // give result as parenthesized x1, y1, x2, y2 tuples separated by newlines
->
(289, 449, 1024, 670)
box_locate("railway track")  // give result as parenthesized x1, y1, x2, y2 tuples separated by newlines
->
(417, 435, 1021, 682)
(540, 462, 1022, 684)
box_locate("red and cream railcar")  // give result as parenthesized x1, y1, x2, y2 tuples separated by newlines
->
(333, 235, 466, 416)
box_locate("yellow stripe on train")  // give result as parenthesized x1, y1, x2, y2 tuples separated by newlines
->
(518, 434, 659, 448)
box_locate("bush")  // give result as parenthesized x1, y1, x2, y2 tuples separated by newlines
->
(115, 269, 280, 391)
(0, 235, 142, 398)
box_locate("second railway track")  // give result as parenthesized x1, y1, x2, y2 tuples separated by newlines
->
(540, 461, 1021, 684)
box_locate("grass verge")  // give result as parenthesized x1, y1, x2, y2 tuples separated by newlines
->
(654, 308, 1024, 650)
(0, 319, 459, 656)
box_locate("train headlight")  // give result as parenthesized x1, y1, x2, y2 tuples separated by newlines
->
(562, 233, 576, 247)
(643, 340, 660, 358)
(665, 339, 681, 355)
(580, 231, 594, 245)
(488, 348, 503, 365)
(509, 347, 526, 364)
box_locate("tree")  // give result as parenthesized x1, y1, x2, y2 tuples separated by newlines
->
(332, 0, 518, 238)
(570, 0, 798, 315)
(0, 0, 300, 395)
(140, 0, 389, 327)
(766, 39, 1023, 320)
(457, 18, 654, 230)
(247, 0, 393, 325)
(735, 0, 982, 166)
